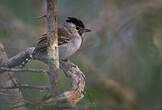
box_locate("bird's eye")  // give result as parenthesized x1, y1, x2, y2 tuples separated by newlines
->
(76, 26, 80, 30)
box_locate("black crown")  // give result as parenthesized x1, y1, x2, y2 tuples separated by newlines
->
(66, 17, 85, 28)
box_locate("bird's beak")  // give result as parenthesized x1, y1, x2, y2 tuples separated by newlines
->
(84, 28, 91, 32)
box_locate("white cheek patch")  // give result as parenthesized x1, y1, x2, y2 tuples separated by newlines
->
(65, 22, 76, 29)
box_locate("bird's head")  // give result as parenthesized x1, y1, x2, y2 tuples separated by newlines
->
(66, 17, 91, 36)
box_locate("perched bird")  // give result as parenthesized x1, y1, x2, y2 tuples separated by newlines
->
(34, 17, 91, 59)
(20, 17, 91, 67)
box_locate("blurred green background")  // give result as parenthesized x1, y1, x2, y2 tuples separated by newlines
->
(0, 0, 162, 110)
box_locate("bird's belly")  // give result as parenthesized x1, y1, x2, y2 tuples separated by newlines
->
(59, 37, 82, 59)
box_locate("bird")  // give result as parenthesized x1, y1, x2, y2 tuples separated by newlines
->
(34, 17, 91, 60)
(20, 17, 91, 67)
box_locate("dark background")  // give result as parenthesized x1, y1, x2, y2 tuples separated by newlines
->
(0, 0, 161, 110)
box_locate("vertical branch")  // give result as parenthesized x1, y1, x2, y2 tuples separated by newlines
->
(46, 0, 60, 104)
(46, 0, 59, 67)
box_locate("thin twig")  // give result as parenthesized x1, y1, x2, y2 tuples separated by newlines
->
(7, 72, 18, 88)
(0, 84, 49, 90)
(0, 67, 48, 73)
(11, 104, 26, 110)
(34, 14, 47, 19)
(0, 92, 10, 96)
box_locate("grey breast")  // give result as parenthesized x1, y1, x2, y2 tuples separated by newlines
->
(59, 36, 82, 59)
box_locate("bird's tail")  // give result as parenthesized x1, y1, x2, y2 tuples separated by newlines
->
(19, 34, 48, 68)
(19, 54, 33, 68)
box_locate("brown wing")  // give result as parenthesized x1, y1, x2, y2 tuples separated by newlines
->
(58, 27, 71, 45)
(34, 27, 71, 53)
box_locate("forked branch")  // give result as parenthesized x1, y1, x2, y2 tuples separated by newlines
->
(0, 0, 86, 109)
(0, 46, 86, 108)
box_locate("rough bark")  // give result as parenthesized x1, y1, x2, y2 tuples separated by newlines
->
(0, 43, 27, 110)
(0, 0, 86, 109)
(45, 0, 61, 108)
(0, 46, 86, 108)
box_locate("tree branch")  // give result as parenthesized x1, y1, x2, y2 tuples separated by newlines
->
(0, 84, 49, 90)
(0, 43, 27, 110)
(0, 45, 86, 108)
(46, 0, 59, 67)
(45, 0, 61, 107)
(0, 0, 86, 108)
(0, 67, 48, 74)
